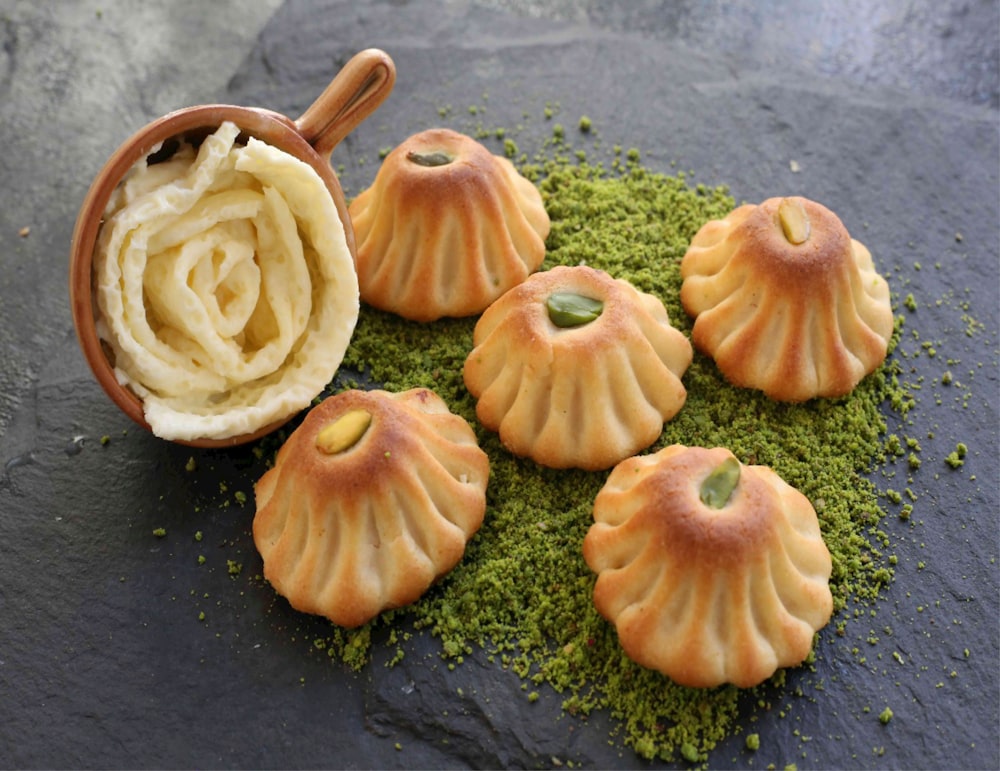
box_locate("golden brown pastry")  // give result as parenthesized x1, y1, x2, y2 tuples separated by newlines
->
(680, 196, 893, 402)
(348, 128, 550, 321)
(583, 444, 833, 688)
(464, 265, 692, 471)
(252, 388, 489, 628)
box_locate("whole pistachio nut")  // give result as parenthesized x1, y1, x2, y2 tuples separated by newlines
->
(699, 456, 741, 509)
(407, 149, 454, 167)
(316, 409, 373, 455)
(546, 292, 604, 328)
(778, 197, 811, 245)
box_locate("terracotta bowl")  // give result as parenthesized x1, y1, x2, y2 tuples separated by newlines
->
(69, 48, 395, 448)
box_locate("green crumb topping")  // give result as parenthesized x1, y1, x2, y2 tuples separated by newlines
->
(194, 530, 203, 542)
(578, 115, 592, 133)
(152, 528, 166, 538)
(746, 733, 761, 751)
(324, 135, 910, 763)
(100, 435, 111, 446)
(227, 560, 243, 577)
(185, 456, 197, 472)
(879, 707, 894, 724)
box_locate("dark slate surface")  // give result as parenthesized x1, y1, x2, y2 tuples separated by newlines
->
(1, 0, 997, 768)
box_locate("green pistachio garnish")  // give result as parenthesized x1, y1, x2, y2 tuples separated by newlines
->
(316, 409, 372, 455)
(546, 292, 604, 328)
(407, 150, 454, 167)
(778, 197, 811, 245)
(699, 456, 741, 509)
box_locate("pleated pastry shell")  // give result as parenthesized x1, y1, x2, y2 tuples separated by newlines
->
(583, 444, 833, 688)
(680, 196, 893, 402)
(348, 128, 550, 321)
(253, 388, 489, 628)
(464, 265, 692, 471)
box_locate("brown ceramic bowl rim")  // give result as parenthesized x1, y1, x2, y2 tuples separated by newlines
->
(68, 49, 395, 448)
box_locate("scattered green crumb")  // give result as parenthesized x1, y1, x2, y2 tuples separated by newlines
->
(578, 115, 592, 132)
(904, 293, 917, 311)
(394, 742, 402, 751)
(100, 435, 111, 446)
(746, 733, 761, 751)
(879, 707, 894, 725)
(197, 555, 206, 565)
(227, 560, 243, 577)
(234, 490, 247, 505)
(194, 530, 203, 542)
(680, 742, 700, 763)
(152, 527, 166, 538)
(185, 456, 197, 472)
(198, 611, 205, 622)
(945, 443, 968, 468)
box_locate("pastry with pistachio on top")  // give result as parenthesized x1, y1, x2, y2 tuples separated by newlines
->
(680, 196, 893, 402)
(348, 128, 550, 322)
(252, 388, 489, 628)
(583, 444, 833, 689)
(463, 265, 692, 471)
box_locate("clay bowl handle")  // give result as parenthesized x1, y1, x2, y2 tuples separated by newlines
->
(296, 48, 396, 158)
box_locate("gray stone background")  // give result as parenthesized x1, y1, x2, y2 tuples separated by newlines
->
(1, 1, 997, 768)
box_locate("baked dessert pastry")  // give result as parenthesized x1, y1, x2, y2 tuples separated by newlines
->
(583, 444, 833, 688)
(463, 265, 692, 471)
(93, 121, 358, 441)
(252, 388, 490, 628)
(348, 128, 550, 321)
(680, 196, 893, 402)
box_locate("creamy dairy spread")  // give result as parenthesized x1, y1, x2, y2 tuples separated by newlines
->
(94, 121, 358, 441)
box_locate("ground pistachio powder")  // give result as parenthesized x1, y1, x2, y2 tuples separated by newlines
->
(317, 141, 905, 763)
